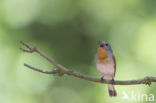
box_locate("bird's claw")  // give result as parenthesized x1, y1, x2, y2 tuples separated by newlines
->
(111, 79, 115, 84)
(100, 77, 104, 82)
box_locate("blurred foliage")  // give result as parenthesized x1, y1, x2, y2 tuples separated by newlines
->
(0, 0, 156, 103)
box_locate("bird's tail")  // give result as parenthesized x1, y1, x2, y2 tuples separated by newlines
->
(108, 84, 117, 97)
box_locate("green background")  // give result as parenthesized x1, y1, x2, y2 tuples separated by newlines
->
(0, 0, 156, 103)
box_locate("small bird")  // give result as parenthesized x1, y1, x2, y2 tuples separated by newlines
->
(96, 41, 117, 97)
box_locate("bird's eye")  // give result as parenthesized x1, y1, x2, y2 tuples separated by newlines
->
(105, 43, 108, 46)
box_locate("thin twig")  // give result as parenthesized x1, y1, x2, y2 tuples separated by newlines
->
(24, 64, 58, 74)
(20, 41, 156, 86)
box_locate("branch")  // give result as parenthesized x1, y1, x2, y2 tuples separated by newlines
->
(20, 41, 156, 86)
(24, 64, 58, 74)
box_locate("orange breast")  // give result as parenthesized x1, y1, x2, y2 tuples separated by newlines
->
(97, 48, 108, 64)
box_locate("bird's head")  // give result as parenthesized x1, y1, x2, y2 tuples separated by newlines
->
(99, 41, 112, 51)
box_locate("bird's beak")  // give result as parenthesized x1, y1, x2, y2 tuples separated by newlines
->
(99, 41, 104, 47)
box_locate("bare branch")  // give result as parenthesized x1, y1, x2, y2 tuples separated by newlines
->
(20, 41, 156, 86)
(24, 64, 58, 74)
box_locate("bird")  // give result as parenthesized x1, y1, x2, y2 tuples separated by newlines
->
(96, 41, 117, 97)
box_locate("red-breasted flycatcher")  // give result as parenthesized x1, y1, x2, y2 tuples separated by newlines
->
(96, 41, 117, 97)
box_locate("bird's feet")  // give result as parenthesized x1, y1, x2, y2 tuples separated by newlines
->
(111, 79, 115, 84)
(101, 77, 104, 82)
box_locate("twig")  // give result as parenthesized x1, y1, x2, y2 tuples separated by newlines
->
(24, 64, 58, 74)
(20, 41, 156, 86)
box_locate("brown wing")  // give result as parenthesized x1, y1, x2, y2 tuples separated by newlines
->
(113, 56, 116, 77)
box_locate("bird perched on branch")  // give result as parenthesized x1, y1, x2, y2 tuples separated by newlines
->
(96, 41, 117, 97)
